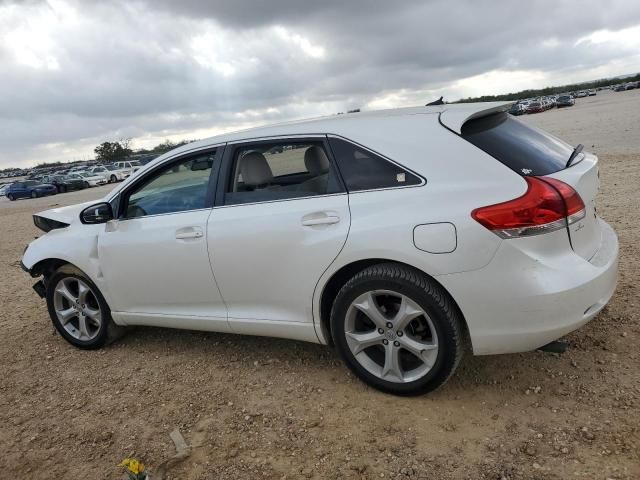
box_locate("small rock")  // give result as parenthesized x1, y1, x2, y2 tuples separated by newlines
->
(228, 448, 239, 458)
(533, 462, 541, 469)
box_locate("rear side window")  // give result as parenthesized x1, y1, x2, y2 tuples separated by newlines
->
(224, 141, 343, 206)
(328, 137, 421, 191)
(461, 112, 573, 176)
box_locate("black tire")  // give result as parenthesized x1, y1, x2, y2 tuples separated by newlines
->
(45, 264, 127, 349)
(31, 190, 38, 198)
(330, 263, 465, 395)
(83, 181, 90, 188)
(110, 174, 117, 183)
(58, 185, 66, 193)
(7, 193, 15, 201)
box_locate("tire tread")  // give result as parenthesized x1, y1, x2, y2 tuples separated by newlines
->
(330, 262, 465, 394)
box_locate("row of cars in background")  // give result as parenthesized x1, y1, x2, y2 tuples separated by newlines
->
(509, 81, 640, 116)
(0, 160, 143, 201)
(509, 90, 595, 115)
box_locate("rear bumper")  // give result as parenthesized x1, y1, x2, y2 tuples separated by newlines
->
(438, 219, 618, 355)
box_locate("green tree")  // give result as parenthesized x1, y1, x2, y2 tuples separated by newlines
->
(94, 138, 132, 162)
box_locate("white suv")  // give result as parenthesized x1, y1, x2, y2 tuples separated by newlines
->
(21, 103, 618, 395)
(114, 160, 142, 173)
(88, 165, 130, 183)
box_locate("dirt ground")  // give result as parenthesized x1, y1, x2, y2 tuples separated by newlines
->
(0, 89, 638, 480)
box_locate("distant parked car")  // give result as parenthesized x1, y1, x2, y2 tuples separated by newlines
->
(588, 90, 597, 96)
(612, 84, 626, 92)
(88, 165, 130, 183)
(508, 103, 526, 116)
(41, 174, 88, 193)
(625, 82, 637, 90)
(67, 172, 107, 188)
(5, 180, 57, 200)
(113, 161, 142, 173)
(0, 184, 10, 197)
(575, 91, 588, 98)
(556, 95, 575, 108)
(526, 101, 544, 113)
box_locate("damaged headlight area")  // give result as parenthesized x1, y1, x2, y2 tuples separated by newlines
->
(33, 215, 70, 233)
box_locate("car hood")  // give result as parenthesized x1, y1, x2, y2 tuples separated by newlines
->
(34, 200, 97, 225)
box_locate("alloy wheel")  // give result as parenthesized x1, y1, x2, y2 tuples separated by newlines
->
(344, 290, 439, 383)
(52, 277, 103, 341)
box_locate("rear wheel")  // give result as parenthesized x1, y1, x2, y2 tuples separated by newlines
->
(331, 263, 465, 395)
(83, 181, 90, 188)
(31, 190, 38, 198)
(46, 265, 126, 349)
(110, 174, 117, 183)
(7, 193, 14, 201)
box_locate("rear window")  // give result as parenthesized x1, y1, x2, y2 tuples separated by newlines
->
(461, 112, 573, 176)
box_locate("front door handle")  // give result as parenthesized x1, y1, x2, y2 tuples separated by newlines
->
(175, 227, 204, 240)
(301, 213, 340, 226)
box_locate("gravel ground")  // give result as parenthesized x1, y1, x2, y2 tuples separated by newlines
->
(0, 89, 638, 480)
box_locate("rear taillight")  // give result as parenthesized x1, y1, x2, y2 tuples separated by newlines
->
(471, 176, 586, 238)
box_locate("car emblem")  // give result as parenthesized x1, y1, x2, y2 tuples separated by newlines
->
(521, 168, 532, 175)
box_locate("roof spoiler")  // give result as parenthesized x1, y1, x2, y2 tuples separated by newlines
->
(439, 101, 513, 134)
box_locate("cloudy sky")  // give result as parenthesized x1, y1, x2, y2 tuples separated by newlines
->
(1, 0, 639, 168)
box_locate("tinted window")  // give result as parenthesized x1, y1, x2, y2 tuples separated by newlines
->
(461, 112, 573, 176)
(328, 137, 421, 191)
(123, 153, 214, 218)
(224, 142, 342, 206)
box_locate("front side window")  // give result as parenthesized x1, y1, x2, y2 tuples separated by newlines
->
(123, 152, 214, 218)
(224, 141, 342, 205)
(328, 137, 422, 191)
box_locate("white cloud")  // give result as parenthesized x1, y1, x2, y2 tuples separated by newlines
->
(0, 0, 639, 168)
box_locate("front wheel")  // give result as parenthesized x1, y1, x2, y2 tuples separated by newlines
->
(110, 174, 117, 183)
(46, 265, 126, 349)
(31, 190, 38, 198)
(83, 181, 90, 188)
(7, 193, 15, 201)
(331, 263, 465, 395)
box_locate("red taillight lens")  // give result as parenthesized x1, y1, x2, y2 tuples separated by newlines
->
(471, 177, 585, 238)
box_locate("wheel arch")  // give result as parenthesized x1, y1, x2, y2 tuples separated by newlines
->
(30, 258, 77, 282)
(318, 258, 471, 349)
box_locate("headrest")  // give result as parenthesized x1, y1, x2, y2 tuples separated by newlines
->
(304, 146, 330, 175)
(240, 152, 273, 186)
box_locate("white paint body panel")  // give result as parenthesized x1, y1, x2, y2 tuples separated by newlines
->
(97, 210, 228, 326)
(22, 103, 619, 356)
(207, 194, 350, 325)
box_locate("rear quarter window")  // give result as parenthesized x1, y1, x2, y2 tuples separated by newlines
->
(461, 112, 573, 176)
(328, 137, 422, 191)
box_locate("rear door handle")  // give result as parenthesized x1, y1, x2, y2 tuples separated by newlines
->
(175, 227, 204, 240)
(301, 213, 340, 226)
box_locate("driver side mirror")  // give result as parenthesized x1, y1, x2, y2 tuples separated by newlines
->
(80, 202, 113, 224)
